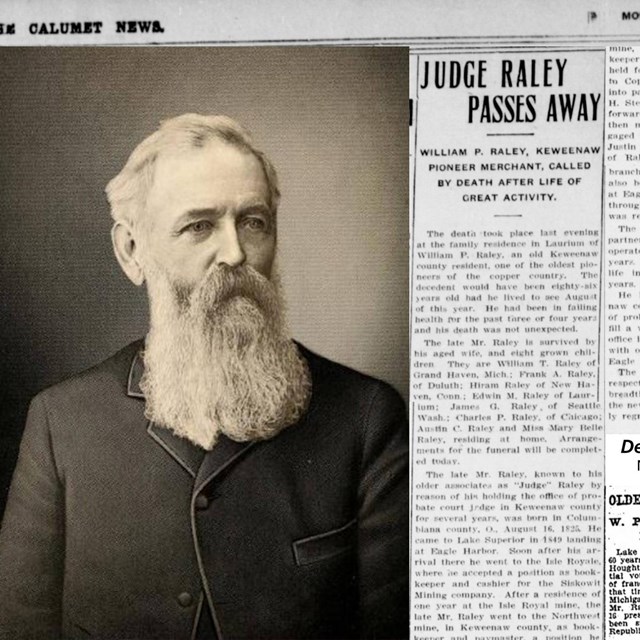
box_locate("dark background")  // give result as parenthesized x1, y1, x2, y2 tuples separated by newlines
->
(0, 47, 408, 516)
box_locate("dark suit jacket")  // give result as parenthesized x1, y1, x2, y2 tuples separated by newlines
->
(0, 341, 409, 640)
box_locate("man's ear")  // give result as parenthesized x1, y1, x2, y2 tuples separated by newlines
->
(111, 221, 145, 286)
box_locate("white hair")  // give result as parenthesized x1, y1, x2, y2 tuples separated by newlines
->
(105, 113, 280, 229)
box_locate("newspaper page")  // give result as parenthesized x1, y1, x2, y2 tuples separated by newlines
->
(1, 2, 640, 640)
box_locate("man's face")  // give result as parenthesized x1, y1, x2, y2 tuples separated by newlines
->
(141, 140, 276, 289)
(137, 141, 311, 449)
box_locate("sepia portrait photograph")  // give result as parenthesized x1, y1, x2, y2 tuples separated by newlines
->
(0, 46, 409, 639)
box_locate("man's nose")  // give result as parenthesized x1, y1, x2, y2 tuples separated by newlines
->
(215, 219, 246, 269)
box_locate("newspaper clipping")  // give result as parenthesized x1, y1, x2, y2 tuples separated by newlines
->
(3, 2, 640, 640)
(411, 48, 604, 639)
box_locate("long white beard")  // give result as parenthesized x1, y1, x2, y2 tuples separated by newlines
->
(140, 263, 312, 450)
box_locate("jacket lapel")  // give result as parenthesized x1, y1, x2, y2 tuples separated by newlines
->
(126, 349, 145, 399)
(193, 437, 257, 495)
(127, 348, 205, 478)
(127, 347, 256, 484)
(147, 422, 205, 478)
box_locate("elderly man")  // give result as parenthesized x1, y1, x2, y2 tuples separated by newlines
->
(0, 115, 408, 640)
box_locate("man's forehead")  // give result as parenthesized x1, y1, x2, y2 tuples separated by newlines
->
(146, 139, 270, 208)
(145, 140, 270, 232)
(154, 139, 263, 180)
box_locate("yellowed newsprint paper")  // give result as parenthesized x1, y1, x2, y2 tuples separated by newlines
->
(0, 1, 640, 639)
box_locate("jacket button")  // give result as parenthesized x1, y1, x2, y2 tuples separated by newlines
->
(195, 493, 209, 510)
(177, 592, 193, 607)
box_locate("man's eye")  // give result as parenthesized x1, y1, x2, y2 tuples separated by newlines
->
(242, 217, 268, 232)
(185, 220, 213, 234)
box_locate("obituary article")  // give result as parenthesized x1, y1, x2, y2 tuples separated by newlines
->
(3, 2, 640, 640)
(410, 48, 605, 639)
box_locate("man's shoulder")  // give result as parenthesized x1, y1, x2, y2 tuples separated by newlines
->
(33, 339, 406, 419)
(298, 343, 406, 415)
(299, 343, 387, 389)
(35, 340, 143, 408)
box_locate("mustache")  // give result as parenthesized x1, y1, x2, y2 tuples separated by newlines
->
(175, 265, 275, 315)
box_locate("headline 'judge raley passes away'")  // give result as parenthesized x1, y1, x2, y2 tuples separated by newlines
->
(0, 114, 409, 640)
